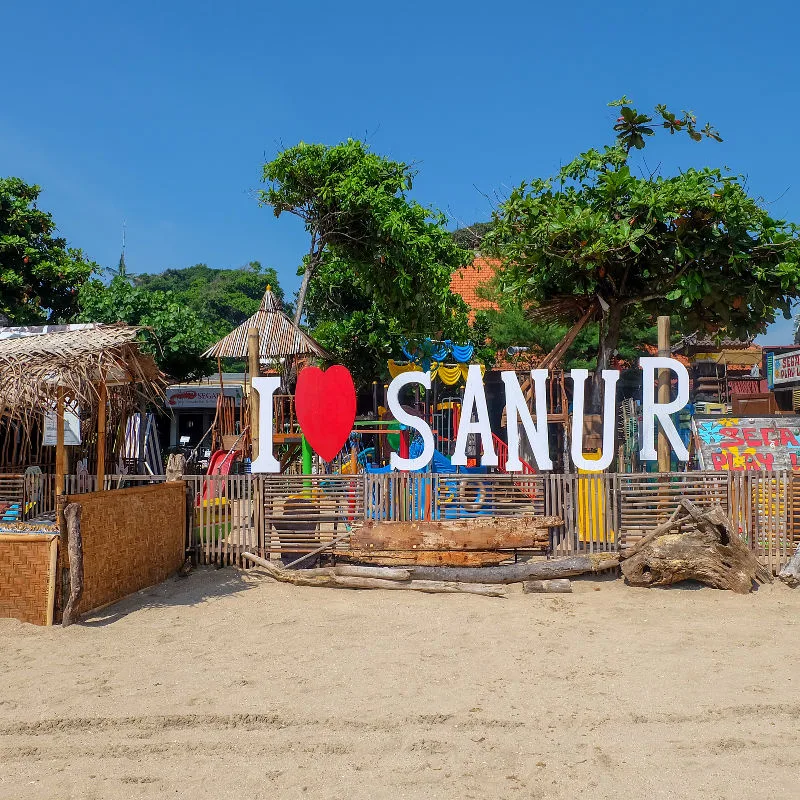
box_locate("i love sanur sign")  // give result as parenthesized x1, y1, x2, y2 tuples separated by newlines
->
(249, 358, 690, 473)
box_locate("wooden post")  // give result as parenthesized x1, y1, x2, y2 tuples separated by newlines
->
(96, 381, 107, 490)
(55, 387, 66, 498)
(247, 327, 260, 460)
(62, 502, 84, 626)
(247, 327, 263, 556)
(657, 316, 671, 473)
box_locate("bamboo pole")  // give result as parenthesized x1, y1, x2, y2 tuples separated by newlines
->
(96, 381, 107, 488)
(657, 315, 671, 472)
(46, 536, 58, 626)
(55, 387, 65, 498)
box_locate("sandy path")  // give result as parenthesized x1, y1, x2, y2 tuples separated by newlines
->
(1, 568, 800, 799)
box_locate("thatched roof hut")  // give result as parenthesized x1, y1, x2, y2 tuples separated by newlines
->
(0, 323, 164, 484)
(0, 323, 163, 423)
(201, 287, 329, 361)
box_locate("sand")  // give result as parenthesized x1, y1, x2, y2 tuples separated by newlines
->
(1, 568, 800, 800)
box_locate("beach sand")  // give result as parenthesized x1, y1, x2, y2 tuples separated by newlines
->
(1, 567, 799, 799)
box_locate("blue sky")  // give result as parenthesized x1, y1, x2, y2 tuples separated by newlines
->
(2, 0, 798, 343)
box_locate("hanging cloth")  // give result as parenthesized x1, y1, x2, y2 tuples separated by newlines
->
(451, 343, 475, 363)
(387, 360, 423, 378)
(430, 340, 450, 361)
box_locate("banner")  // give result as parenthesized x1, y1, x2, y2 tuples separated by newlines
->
(772, 349, 800, 386)
(694, 415, 800, 470)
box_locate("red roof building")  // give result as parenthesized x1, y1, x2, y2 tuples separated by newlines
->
(449, 256, 500, 321)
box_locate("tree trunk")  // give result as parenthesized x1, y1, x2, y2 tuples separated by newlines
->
(340, 550, 510, 567)
(619, 499, 772, 593)
(408, 554, 619, 584)
(241, 552, 505, 596)
(293, 263, 316, 325)
(62, 503, 83, 627)
(591, 303, 623, 412)
(778, 542, 800, 587)
(351, 517, 563, 552)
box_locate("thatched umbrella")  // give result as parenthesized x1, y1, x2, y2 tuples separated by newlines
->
(201, 286, 328, 462)
(201, 286, 329, 363)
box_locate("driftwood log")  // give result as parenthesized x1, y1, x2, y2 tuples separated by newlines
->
(778, 542, 800, 587)
(408, 554, 619, 584)
(619, 499, 772, 594)
(352, 517, 563, 551)
(242, 552, 506, 597)
(341, 549, 510, 567)
(62, 502, 83, 627)
(523, 579, 572, 594)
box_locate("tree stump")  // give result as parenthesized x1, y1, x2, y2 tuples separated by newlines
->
(778, 542, 800, 587)
(619, 499, 771, 594)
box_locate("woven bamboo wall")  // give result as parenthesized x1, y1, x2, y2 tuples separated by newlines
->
(0, 534, 57, 625)
(60, 482, 186, 617)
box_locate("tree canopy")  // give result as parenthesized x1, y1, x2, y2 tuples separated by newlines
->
(0, 177, 96, 324)
(451, 221, 493, 251)
(305, 252, 491, 387)
(477, 303, 661, 371)
(77, 274, 217, 382)
(259, 139, 471, 330)
(133, 261, 284, 335)
(485, 98, 800, 398)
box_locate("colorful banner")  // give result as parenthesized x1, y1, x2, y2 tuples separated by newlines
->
(386, 360, 485, 385)
(694, 415, 800, 470)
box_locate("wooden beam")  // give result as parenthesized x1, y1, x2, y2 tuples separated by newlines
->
(96, 381, 107, 489)
(55, 387, 65, 498)
(408, 554, 620, 583)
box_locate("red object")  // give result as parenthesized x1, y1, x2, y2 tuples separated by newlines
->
(200, 448, 241, 500)
(399, 429, 410, 461)
(295, 366, 357, 462)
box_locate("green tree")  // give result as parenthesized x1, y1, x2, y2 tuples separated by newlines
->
(0, 177, 96, 323)
(259, 139, 471, 329)
(451, 221, 493, 251)
(485, 98, 800, 404)
(305, 252, 489, 387)
(478, 304, 660, 371)
(77, 275, 217, 382)
(133, 261, 283, 335)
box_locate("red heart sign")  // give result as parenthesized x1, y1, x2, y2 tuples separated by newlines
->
(295, 366, 356, 462)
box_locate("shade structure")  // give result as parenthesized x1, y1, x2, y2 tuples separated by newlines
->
(201, 287, 330, 361)
(0, 323, 163, 423)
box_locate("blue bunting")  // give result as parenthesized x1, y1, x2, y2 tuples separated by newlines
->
(399, 338, 474, 366)
(451, 343, 474, 363)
